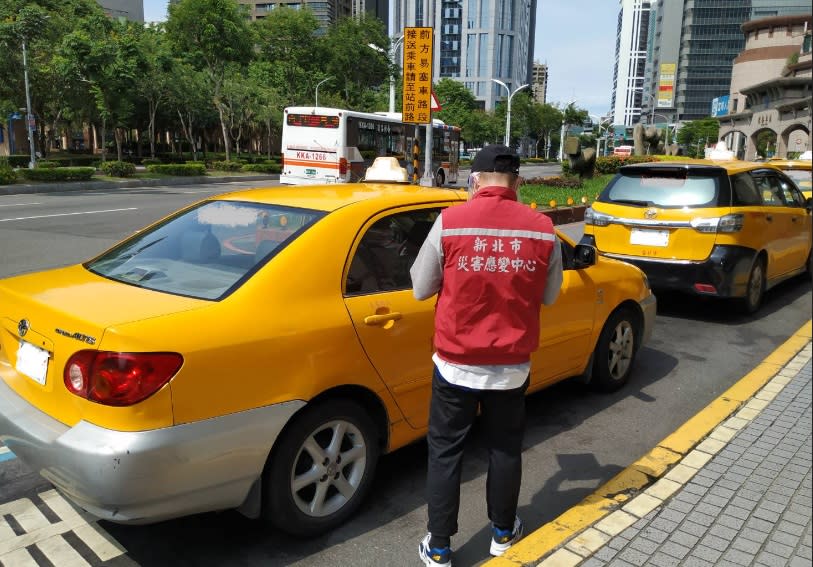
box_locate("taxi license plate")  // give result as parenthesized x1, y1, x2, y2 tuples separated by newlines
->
(16, 341, 49, 385)
(630, 228, 669, 247)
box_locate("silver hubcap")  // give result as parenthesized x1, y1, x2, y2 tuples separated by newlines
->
(748, 263, 763, 306)
(608, 320, 634, 380)
(290, 419, 367, 517)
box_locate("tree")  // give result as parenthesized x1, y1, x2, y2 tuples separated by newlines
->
(253, 8, 321, 107)
(133, 24, 174, 158)
(530, 103, 563, 158)
(321, 16, 390, 111)
(676, 118, 719, 158)
(165, 0, 254, 161)
(57, 14, 145, 161)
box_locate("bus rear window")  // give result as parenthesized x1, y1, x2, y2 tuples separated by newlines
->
(287, 114, 340, 128)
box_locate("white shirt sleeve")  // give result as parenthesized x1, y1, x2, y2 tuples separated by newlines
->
(542, 235, 563, 305)
(410, 216, 444, 300)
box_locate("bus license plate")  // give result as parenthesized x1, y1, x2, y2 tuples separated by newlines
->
(16, 340, 49, 385)
(630, 228, 669, 247)
(305, 168, 316, 176)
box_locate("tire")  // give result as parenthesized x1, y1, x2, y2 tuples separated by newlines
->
(739, 256, 765, 314)
(435, 170, 445, 187)
(591, 307, 638, 392)
(806, 250, 812, 281)
(264, 399, 380, 537)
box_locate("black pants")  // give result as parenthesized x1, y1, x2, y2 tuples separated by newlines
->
(426, 365, 529, 539)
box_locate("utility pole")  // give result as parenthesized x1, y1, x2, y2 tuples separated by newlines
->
(22, 37, 37, 169)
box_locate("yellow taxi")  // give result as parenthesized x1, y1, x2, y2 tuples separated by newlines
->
(581, 159, 813, 314)
(0, 161, 655, 536)
(767, 155, 812, 199)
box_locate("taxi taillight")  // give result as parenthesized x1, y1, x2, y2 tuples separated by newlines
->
(339, 158, 348, 175)
(64, 350, 183, 406)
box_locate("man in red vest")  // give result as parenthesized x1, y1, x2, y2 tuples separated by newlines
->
(411, 145, 563, 566)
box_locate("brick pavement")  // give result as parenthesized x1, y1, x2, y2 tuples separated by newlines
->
(537, 341, 812, 567)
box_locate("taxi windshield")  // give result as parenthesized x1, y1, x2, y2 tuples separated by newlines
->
(87, 201, 324, 300)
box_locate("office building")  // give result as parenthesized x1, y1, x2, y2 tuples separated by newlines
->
(391, 0, 537, 111)
(531, 61, 548, 105)
(718, 13, 811, 159)
(609, 0, 651, 127)
(237, 0, 352, 29)
(641, 0, 810, 125)
(97, 0, 144, 22)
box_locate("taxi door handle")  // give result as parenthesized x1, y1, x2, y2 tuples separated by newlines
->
(791, 217, 798, 223)
(765, 215, 773, 222)
(364, 312, 403, 325)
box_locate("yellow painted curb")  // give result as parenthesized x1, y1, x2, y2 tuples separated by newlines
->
(485, 320, 812, 567)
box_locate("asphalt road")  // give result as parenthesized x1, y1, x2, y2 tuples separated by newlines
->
(0, 179, 810, 567)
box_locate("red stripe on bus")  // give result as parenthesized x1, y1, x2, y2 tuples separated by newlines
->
(284, 159, 340, 169)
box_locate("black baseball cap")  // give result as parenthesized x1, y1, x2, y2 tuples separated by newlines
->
(470, 145, 520, 175)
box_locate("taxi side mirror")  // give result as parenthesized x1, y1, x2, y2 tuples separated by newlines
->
(805, 197, 812, 212)
(573, 244, 597, 269)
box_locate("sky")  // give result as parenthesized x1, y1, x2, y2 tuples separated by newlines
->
(142, 0, 618, 118)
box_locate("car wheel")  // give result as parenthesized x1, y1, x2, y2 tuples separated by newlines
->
(264, 399, 380, 537)
(739, 257, 765, 314)
(591, 307, 638, 392)
(806, 250, 812, 280)
(435, 170, 445, 187)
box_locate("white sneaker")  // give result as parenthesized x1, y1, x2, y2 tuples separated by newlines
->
(418, 533, 452, 566)
(489, 516, 523, 556)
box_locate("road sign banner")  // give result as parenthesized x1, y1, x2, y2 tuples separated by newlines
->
(402, 27, 434, 124)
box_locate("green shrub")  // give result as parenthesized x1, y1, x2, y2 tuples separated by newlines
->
(36, 160, 60, 169)
(20, 167, 96, 182)
(0, 159, 17, 185)
(594, 155, 659, 174)
(142, 157, 163, 166)
(7, 155, 31, 168)
(210, 160, 243, 171)
(146, 163, 207, 176)
(241, 163, 281, 174)
(100, 160, 136, 177)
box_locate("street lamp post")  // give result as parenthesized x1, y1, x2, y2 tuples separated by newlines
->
(314, 76, 333, 109)
(21, 37, 36, 169)
(589, 113, 611, 157)
(558, 99, 577, 162)
(368, 35, 404, 114)
(491, 79, 529, 147)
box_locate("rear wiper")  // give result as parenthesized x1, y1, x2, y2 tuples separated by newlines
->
(611, 199, 651, 207)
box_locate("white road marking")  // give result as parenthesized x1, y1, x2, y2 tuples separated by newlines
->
(36, 534, 90, 567)
(0, 547, 38, 566)
(0, 208, 137, 223)
(0, 490, 126, 563)
(0, 202, 42, 208)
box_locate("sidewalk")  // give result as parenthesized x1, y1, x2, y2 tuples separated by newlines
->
(487, 321, 812, 567)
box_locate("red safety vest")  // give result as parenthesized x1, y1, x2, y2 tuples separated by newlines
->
(435, 186, 556, 365)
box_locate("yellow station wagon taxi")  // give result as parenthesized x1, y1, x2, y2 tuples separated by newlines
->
(0, 164, 655, 537)
(767, 156, 812, 199)
(581, 159, 813, 314)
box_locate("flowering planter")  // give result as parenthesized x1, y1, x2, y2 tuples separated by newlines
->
(537, 205, 587, 225)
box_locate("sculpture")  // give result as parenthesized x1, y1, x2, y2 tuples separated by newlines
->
(565, 136, 597, 179)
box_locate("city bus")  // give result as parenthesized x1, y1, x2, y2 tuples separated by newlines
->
(280, 106, 460, 186)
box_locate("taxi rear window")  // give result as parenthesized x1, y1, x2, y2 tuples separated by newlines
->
(86, 201, 325, 300)
(599, 168, 723, 208)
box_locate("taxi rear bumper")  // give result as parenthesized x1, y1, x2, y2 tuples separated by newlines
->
(581, 236, 756, 297)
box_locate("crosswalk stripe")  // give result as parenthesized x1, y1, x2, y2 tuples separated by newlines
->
(40, 491, 124, 561)
(36, 534, 91, 567)
(0, 547, 38, 566)
(0, 492, 126, 562)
